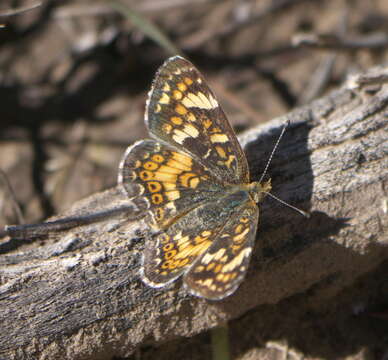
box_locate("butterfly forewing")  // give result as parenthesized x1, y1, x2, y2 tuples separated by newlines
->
(119, 139, 225, 228)
(145, 56, 249, 185)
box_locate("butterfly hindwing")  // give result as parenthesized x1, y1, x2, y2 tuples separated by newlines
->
(145, 56, 249, 184)
(141, 190, 254, 289)
(184, 202, 259, 300)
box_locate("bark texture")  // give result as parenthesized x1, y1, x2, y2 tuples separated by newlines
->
(0, 67, 387, 360)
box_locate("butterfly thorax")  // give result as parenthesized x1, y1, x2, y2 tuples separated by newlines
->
(235, 179, 272, 204)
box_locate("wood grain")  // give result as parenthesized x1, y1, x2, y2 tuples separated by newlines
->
(0, 67, 387, 360)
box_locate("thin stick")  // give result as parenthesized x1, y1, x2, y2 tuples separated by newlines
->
(258, 120, 290, 184)
(1, 205, 134, 239)
(292, 32, 388, 50)
(264, 192, 310, 218)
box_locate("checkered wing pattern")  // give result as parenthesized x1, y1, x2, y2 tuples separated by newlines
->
(119, 139, 224, 227)
(119, 56, 267, 300)
(145, 56, 249, 185)
(184, 202, 258, 300)
(141, 190, 256, 293)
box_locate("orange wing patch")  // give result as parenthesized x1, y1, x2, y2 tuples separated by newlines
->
(145, 56, 250, 184)
(119, 139, 224, 228)
(184, 203, 258, 300)
(141, 193, 250, 288)
(142, 229, 213, 288)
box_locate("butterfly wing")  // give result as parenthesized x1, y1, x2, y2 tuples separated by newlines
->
(184, 201, 259, 300)
(120, 56, 260, 300)
(141, 190, 255, 290)
(145, 56, 249, 185)
(119, 139, 224, 228)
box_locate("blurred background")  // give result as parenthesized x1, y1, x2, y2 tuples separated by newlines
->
(0, 1, 387, 359)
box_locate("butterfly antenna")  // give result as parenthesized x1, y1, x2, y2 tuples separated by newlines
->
(258, 120, 309, 218)
(263, 191, 310, 217)
(258, 120, 290, 184)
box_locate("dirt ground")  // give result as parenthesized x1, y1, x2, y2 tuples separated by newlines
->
(0, 0, 387, 359)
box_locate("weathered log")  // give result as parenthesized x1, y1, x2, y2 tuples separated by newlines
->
(0, 67, 387, 360)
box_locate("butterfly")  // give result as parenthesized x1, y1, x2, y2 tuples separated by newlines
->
(118, 56, 272, 300)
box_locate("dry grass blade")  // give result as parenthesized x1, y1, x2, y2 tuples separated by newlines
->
(0, 1, 42, 17)
(0, 169, 24, 225)
(110, 0, 183, 57)
(211, 325, 230, 360)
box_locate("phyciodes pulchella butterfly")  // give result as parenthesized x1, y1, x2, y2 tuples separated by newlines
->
(118, 56, 272, 300)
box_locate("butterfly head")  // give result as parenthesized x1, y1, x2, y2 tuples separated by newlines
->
(247, 179, 272, 204)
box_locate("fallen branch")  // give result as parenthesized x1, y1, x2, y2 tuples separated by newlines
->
(0, 66, 387, 359)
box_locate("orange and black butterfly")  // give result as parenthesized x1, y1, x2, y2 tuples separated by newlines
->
(119, 56, 271, 300)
